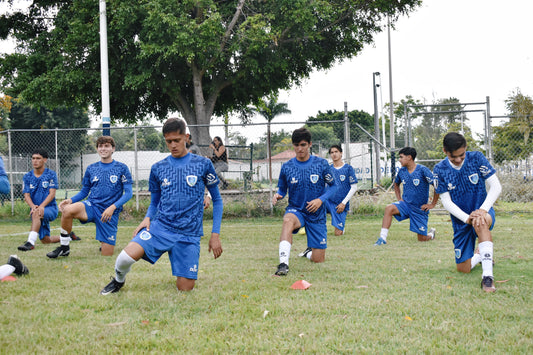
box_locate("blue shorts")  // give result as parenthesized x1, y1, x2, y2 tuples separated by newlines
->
(393, 201, 430, 236)
(286, 208, 327, 249)
(453, 208, 496, 264)
(82, 201, 119, 246)
(132, 220, 201, 280)
(38, 205, 59, 240)
(324, 199, 348, 231)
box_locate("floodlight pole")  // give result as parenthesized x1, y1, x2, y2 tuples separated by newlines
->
(373, 72, 381, 184)
(99, 0, 111, 136)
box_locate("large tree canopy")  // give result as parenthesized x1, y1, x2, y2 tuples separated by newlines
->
(0, 0, 421, 145)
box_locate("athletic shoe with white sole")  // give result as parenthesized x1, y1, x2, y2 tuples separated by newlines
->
(100, 277, 125, 295)
(7, 255, 29, 275)
(275, 262, 289, 276)
(46, 245, 70, 259)
(17, 241, 34, 251)
(298, 247, 312, 258)
(374, 237, 387, 246)
(428, 228, 436, 240)
(481, 276, 496, 293)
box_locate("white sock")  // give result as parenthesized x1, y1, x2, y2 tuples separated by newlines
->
(470, 253, 482, 270)
(279, 240, 291, 265)
(380, 228, 389, 241)
(28, 231, 39, 245)
(60, 235, 71, 246)
(0, 264, 15, 279)
(115, 250, 136, 283)
(306, 250, 313, 260)
(479, 241, 494, 278)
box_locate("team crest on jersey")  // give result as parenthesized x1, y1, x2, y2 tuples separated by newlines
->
(186, 175, 198, 187)
(413, 179, 420, 186)
(110, 175, 118, 184)
(455, 248, 462, 259)
(310, 174, 319, 184)
(469, 173, 479, 185)
(340, 175, 346, 182)
(140, 230, 151, 241)
(161, 178, 171, 187)
(42, 181, 49, 189)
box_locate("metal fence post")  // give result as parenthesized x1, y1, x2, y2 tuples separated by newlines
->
(134, 127, 139, 212)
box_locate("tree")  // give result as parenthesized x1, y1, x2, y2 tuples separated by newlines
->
(307, 109, 374, 142)
(251, 92, 291, 184)
(0, 0, 421, 146)
(492, 89, 533, 164)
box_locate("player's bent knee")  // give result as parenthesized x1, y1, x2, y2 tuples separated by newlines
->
(456, 262, 471, 273)
(176, 277, 195, 291)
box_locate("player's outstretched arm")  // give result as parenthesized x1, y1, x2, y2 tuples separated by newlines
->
(208, 233, 223, 259)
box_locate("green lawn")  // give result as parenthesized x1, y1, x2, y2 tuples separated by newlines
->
(1, 214, 531, 353)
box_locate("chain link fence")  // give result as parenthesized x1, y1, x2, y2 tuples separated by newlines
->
(1, 100, 531, 214)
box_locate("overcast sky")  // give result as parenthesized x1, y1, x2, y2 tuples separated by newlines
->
(215, 0, 533, 142)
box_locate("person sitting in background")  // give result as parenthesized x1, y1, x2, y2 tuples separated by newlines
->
(209, 136, 229, 189)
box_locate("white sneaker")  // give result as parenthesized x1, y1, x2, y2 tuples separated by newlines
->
(428, 228, 436, 240)
(298, 247, 312, 258)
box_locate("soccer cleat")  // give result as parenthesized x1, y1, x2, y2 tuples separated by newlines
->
(17, 241, 35, 251)
(7, 255, 29, 275)
(100, 277, 125, 295)
(298, 247, 312, 258)
(274, 262, 289, 276)
(481, 276, 496, 293)
(428, 228, 436, 240)
(46, 245, 70, 259)
(374, 237, 387, 246)
(69, 231, 81, 241)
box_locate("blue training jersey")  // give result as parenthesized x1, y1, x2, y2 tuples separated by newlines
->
(433, 151, 495, 220)
(328, 163, 358, 206)
(22, 168, 58, 207)
(82, 160, 132, 212)
(394, 164, 433, 209)
(277, 155, 336, 223)
(0, 157, 6, 177)
(149, 153, 219, 237)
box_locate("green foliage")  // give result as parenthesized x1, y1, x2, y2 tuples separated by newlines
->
(0, 0, 422, 147)
(307, 109, 374, 142)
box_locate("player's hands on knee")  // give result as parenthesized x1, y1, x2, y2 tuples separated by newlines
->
(133, 217, 151, 237)
(59, 198, 72, 212)
(101, 205, 116, 223)
(306, 198, 323, 213)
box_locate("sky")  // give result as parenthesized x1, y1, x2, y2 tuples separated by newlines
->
(212, 0, 533, 142)
(2, 1, 532, 142)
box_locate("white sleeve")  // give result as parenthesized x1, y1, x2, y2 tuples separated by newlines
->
(341, 184, 358, 205)
(440, 192, 470, 223)
(480, 174, 502, 212)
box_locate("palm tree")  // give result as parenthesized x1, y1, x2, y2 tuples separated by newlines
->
(252, 93, 291, 185)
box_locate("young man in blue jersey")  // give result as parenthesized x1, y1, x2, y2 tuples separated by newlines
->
(374, 147, 438, 246)
(100, 118, 223, 294)
(299, 145, 358, 258)
(433, 132, 502, 293)
(18, 150, 60, 251)
(46, 136, 133, 258)
(272, 128, 337, 276)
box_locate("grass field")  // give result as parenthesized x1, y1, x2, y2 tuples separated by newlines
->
(1, 214, 532, 354)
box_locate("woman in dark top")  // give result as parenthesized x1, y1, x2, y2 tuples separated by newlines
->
(209, 136, 229, 189)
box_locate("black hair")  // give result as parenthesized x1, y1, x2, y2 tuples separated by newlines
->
(443, 132, 467, 152)
(32, 149, 48, 159)
(329, 144, 343, 154)
(398, 146, 417, 160)
(292, 127, 312, 144)
(213, 136, 224, 146)
(163, 118, 187, 135)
